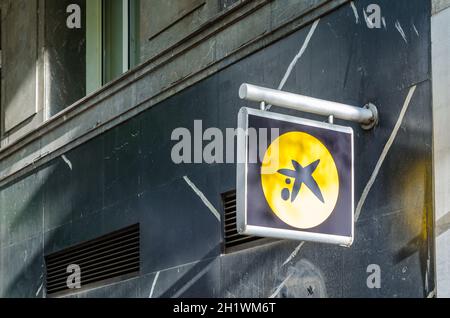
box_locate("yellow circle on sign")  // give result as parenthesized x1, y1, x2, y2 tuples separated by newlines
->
(261, 132, 339, 229)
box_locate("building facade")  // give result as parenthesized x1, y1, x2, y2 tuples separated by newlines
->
(0, 0, 447, 297)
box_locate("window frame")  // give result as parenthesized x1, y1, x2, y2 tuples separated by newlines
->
(86, 0, 139, 94)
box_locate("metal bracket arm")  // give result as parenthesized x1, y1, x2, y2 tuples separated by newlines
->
(239, 84, 379, 130)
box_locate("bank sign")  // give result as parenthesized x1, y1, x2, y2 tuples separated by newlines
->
(236, 108, 354, 246)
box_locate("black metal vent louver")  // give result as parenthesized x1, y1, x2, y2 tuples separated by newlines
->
(222, 190, 261, 251)
(45, 224, 140, 296)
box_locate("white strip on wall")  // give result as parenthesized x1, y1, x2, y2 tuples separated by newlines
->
(123, 0, 129, 73)
(432, 5, 450, 298)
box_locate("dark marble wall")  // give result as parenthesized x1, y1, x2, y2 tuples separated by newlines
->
(0, 0, 433, 298)
(45, 0, 86, 117)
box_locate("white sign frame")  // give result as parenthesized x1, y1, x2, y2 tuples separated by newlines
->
(236, 107, 355, 247)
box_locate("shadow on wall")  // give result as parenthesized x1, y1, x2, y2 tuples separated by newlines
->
(0, 156, 78, 297)
(1, 128, 107, 297)
(1, 118, 221, 298)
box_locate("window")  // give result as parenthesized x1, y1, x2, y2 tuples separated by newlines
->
(102, 0, 131, 83)
(46, 0, 140, 116)
(87, 0, 140, 93)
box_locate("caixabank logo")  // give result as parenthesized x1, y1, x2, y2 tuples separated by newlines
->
(237, 108, 354, 247)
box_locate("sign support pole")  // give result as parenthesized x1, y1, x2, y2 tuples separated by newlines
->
(239, 84, 379, 130)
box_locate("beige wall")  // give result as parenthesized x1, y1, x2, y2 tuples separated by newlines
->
(0, 0, 228, 142)
(432, 1, 450, 298)
(139, 0, 223, 62)
(433, 0, 450, 14)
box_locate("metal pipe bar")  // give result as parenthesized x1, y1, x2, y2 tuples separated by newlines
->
(239, 84, 378, 129)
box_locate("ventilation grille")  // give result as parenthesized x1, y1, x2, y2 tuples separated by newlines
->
(223, 190, 261, 251)
(45, 224, 140, 296)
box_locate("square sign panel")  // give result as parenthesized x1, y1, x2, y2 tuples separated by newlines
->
(236, 107, 354, 246)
